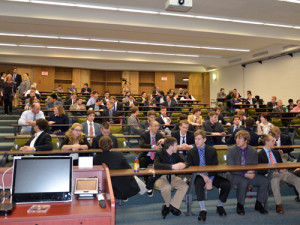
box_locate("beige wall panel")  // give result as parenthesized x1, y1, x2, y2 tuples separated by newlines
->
(204, 72, 210, 106)
(155, 72, 175, 94)
(189, 73, 203, 103)
(33, 66, 55, 92)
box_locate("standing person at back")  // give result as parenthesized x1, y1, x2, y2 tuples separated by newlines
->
(227, 130, 269, 215)
(1, 74, 16, 115)
(12, 67, 22, 107)
(19, 73, 30, 100)
(217, 88, 227, 111)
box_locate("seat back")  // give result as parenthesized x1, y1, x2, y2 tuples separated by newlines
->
(110, 125, 123, 134)
(11, 136, 30, 151)
(248, 109, 256, 118)
(216, 145, 227, 165)
(77, 117, 87, 124)
(50, 135, 60, 150)
(201, 109, 209, 117)
(271, 118, 283, 127)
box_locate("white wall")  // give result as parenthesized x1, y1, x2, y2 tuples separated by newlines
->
(210, 52, 300, 104)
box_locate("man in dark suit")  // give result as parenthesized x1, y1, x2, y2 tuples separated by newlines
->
(110, 96, 123, 111)
(92, 122, 118, 149)
(66, 93, 77, 109)
(139, 120, 164, 168)
(12, 67, 22, 88)
(162, 95, 176, 112)
(67, 83, 77, 93)
(227, 130, 269, 215)
(81, 110, 101, 146)
(212, 107, 230, 125)
(19, 118, 53, 151)
(171, 120, 194, 158)
(267, 96, 277, 111)
(270, 126, 294, 159)
(154, 137, 188, 219)
(258, 134, 300, 214)
(101, 100, 120, 124)
(124, 95, 138, 110)
(93, 136, 142, 200)
(202, 111, 227, 145)
(152, 86, 160, 96)
(156, 106, 173, 135)
(155, 91, 167, 106)
(227, 115, 244, 135)
(227, 117, 259, 146)
(81, 83, 91, 94)
(139, 110, 158, 134)
(172, 114, 194, 132)
(272, 99, 287, 118)
(89, 97, 105, 116)
(187, 130, 231, 221)
(245, 93, 257, 108)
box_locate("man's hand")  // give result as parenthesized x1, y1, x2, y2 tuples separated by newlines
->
(172, 162, 186, 170)
(25, 120, 36, 126)
(153, 145, 160, 150)
(20, 146, 34, 151)
(48, 121, 55, 125)
(294, 168, 300, 172)
(157, 139, 165, 145)
(244, 170, 255, 179)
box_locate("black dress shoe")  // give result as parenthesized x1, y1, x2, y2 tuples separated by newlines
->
(255, 201, 268, 214)
(161, 205, 170, 219)
(169, 204, 181, 216)
(198, 210, 207, 221)
(236, 203, 245, 215)
(216, 206, 227, 216)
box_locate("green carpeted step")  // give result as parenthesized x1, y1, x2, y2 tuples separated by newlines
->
(0, 126, 14, 133)
(0, 142, 13, 151)
(0, 133, 14, 142)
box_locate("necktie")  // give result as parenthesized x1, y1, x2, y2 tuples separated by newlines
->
(136, 116, 140, 125)
(280, 107, 283, 113)
(109, 110, 113, 122)
(182, 136, 185, 144)
(31, 113, 36, 135)
(199, 149, 208, 176)
(268, 150, 276, 164)
(89, 122, 94, 144)
(241, 149, 246, 165)
(150, 136, 156, 160)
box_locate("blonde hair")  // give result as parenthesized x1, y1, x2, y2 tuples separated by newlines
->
(55, 105, 66, 117)
(6, 74, 12, 81)
(22, 73, 30, 81)
(65, 123, 85, 144)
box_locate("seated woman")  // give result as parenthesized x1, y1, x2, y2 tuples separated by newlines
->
(256, 112, 273, 135)
(143, 94, 157, 113)
(24, 96, 38, 110)
(188, 107, 203, 127)
(94, 136, 147, 200)
(48, 105, 69, 135)
(60, 123, 90, 165)
(230, 93, 243, 112)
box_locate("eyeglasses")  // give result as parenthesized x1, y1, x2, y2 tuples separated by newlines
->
(73, 129, 82, 132)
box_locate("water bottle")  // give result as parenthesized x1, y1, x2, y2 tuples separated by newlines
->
(134, 157, 140, 172)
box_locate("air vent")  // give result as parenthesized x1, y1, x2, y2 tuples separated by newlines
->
(252, 51, 268, 58)
(282, 45, 298, 50)
(229, 58, 242, 64)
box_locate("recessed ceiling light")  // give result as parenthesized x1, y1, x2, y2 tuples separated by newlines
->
(182, 78, 189, 81)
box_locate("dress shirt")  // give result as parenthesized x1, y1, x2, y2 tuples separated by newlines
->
(147, 133, 156, 156)
(29, 131, 43, 149)
(233, 125, 240, 132)
(18, 110, 45, 132)
(86, 97, 96, 106)
(24, 90, 40, 96)
(94, 104, 100, 116)
(292, 106, 300, 112)
(161, 115, 169, 123)
(180, 132, 187, 145)
(263, 148, 277, 164)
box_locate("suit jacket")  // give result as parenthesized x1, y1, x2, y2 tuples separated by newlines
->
(272, 106, 287, 117)
(227, 125, 244, 135)
(172, 123, 194, 132)
(154, 148, 186, 170)
(101, 109, 120, 124)
(245, 98, 257, 107)
(202, 120, 226, 143)
(162, 100, 176, 111)
(171, 130, 195, 145)
(187, 114, 202, 125)
(82, 121, 101, 137)
(13, 73, 22, 87)
(113, 102, 123, 111)
(124, 101, 138, 108)
(156, 115, 174, 128)
(67, 87, 77, 93)
(24, 131, 53, 151)
(155, 96, 167, 105)
(277, 134, 293, 154)
(128, 115, 141, 134)
(227, 127, 259, 146)
(227, 145, 258, 176)
(81, 87, 91, 93)
(187, 145, 218, 176)
(139, 131, 164, 158)
(94, 151, 140, 199)
(267, 102, 277, 111)
(92, 134, 118, 149)
(258, 149, 282, 175)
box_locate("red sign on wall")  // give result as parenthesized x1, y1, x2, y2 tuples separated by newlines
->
(41, 71, 48, 76)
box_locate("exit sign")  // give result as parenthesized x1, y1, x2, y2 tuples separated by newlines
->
(161, 77, 167, 81)
(41, 71, 48, 76)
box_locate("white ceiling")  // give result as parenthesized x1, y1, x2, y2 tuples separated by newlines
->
(0, 0, 299, 72)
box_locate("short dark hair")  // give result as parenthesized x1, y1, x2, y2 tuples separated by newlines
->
(50, 93, 57, 100)
(104, 91, 109, 94)
(159, 91, 164, 96)
(235, 130, 250, 144)
(83, 83, 88, 86)
(36, 118, 48, 131)
(147, 110, 156, 117)
(213, 106, 221, 111)
(192, 107, 201, 114)
(164, 137, 177, 150)
(179, 114, 188, 120)
(209, 111, 217, 117)
(233, 115, 240, 120)
(161, 106, 167, 110)
(260, 112, 271, 122)
(92, 91, 99, 95)
(101, 122, 110, 130)
(179, 120, 189, 126)
(131, 106, 139, 114)
(220, 88, 224, 91)
(99, 136, 113, 152)
(245, 117, 255, 128)
(288, 99, 293, 103)
(96, 97, 103, 102)
(87, 109, 95, 117)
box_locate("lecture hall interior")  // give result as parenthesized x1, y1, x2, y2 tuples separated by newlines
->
(0, 0, 300, 225)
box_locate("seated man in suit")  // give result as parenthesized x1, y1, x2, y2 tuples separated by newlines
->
(156, 106, 173, 135)
(81, 83, 91, 94)
(180, 91, 195, 101)
(140, 110, 158, 134)
(101, 100, 120, 124)
(104, 91, 110, 102)
(152, 86, 160, 96)
(19, 118, 53, 151)
(171, 120, 194, 158)
(188, 107, 203, 127)
(172, 114, 194, 132)
(89, 97, 105, 116)
(69, 98, 86, 113)
(227, 130, 269, 215)
(212, 107, 231, 125)
(287, 99, 296, 112)
(187, 130, 231, 221)
(258, 134, 300, 214)
(272, 99, 287, 118)
(267, 96, 277, 111)
(67, 83, 77, 93)
(162, 95, 176, 112)
(139, 121, 164, 183)
(66, 93, 77, 109)
(270, 126, 294, 160)
(110, 96, 123, 112)
(154, 137, 188, 219)
(245, 92, 257, 108)
(86, 91, 99, 107)
(155, 91, 166, 106)
(128, 106, 141, 135)
(92, 122, 118, 149)
(202, 111, 227, 145)
(82, 110, 101, 146)
(124, 94, 138, 109)
(227, 117, 259, 146)
(46, 93, 63, 110)
(227, 115, 244, 135)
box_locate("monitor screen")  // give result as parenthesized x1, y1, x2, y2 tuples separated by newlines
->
(12, 156, 72, 204)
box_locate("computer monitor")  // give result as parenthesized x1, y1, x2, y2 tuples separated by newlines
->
(11, 156, 72, 204)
